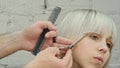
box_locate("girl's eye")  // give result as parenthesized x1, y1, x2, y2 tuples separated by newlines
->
(106, 41, 113, 51)
(90, 34, 99, 40)
(106, 43, 111, 49)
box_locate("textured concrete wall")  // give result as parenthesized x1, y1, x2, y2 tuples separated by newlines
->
(0, 0, 120, 68)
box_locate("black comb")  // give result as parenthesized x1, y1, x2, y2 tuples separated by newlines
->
(32, 7, 61, 55)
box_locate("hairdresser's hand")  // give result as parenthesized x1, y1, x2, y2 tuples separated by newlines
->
(24, 47, 73, 68)
(0, 21, 72, 58)
(20, 21, 72, 51)
(19, 21, 56, 51)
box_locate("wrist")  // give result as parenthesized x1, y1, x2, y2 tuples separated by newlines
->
(24, 60, 42, 68)
(0, 32, 23, 58)
(16, 30, 36, 51)
(6, 31, 23, 51)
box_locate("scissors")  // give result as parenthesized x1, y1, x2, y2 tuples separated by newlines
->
(58, 35, 86, 50)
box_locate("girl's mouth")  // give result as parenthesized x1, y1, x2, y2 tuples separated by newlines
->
(94, 57, 103, 64)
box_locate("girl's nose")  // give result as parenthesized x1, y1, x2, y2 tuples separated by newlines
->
(98, 38, 109, 54)
(98, 44, 108, 54)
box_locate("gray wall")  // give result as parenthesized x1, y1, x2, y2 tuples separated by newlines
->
(0, 0, 120, 68)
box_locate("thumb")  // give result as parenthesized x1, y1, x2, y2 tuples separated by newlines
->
(36, 47, 60, 57)
(45, 47, 60, 56)
(62, 49, 72, 63)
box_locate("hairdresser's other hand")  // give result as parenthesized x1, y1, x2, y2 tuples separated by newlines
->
(24, 47, 73, 68)
(18, 21, 56, 51)
(19, 21, 72, 51)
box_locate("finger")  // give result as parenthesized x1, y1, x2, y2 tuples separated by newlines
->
(36, 21, 56, 31)
(40, 37, 56, 50)
(53, 43, 69, 51)
(62, 49, 72, 63)
(45, 31, 57, 38)
(52, 43, 69, 58)
(40, 43, 49, 51)
(44, 38, 53, 47)
(55, 36, 72, 45)
(67, 51, 73, 68)
(59, 49, 72, 68)
(37, 47, 60, 58)
(45, 47, 60, 56)
(53, 43, 70, 52)
(53, 43, 69, 47)
(53, 43, 70, 50)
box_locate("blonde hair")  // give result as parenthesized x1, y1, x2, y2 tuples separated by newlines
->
(55, 9, 117, 68)
(56, 9, 117, 45)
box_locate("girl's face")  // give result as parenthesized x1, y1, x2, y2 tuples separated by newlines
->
(72, 33, 112, 68)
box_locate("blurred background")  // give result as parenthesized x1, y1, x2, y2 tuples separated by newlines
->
(0, 0, 120, 68)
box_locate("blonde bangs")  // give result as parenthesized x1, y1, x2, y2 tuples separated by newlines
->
(56, 9, 117, 44)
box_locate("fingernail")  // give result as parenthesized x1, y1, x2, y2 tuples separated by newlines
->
(45, 33, 49, 38)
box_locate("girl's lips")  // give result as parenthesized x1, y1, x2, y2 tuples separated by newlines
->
(94, 57, 103, 64)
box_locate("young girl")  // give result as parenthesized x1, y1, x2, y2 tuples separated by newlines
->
(55, 9, 117, 68)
